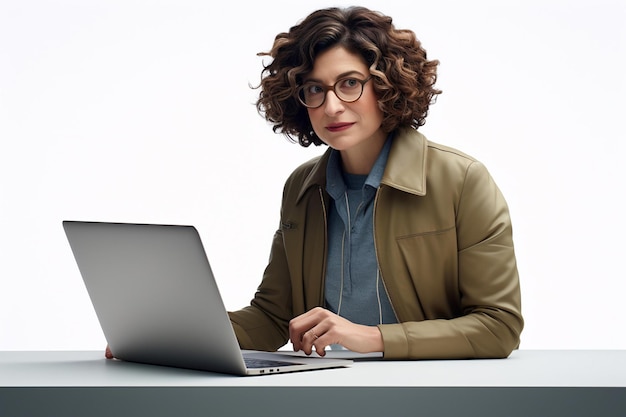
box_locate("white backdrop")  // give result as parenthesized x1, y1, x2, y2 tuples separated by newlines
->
(1, 0, 624, 351)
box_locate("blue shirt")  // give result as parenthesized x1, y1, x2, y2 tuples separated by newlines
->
(324, 135, 397, 326)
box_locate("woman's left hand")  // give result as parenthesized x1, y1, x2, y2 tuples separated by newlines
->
(289, 307, 384, 356)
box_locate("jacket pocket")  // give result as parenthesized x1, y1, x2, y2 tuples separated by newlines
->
(395, 227, 461, 318)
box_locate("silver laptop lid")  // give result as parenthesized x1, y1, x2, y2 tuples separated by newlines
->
(63, 221, 248, 375)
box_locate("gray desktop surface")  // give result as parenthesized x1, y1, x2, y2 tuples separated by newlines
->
(1, 350, 625, 417)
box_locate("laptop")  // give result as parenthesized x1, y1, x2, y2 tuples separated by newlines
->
(62, 220, 352, 376)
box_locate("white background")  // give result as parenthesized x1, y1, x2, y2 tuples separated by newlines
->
(1, 0, 624, 351)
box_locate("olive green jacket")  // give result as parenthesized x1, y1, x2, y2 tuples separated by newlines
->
(229, 127, 523, 359)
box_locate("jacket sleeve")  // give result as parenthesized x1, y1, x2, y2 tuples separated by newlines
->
(379, 161, 524, 359)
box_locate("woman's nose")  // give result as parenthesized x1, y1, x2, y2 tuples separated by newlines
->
(323, 90, 345, 116)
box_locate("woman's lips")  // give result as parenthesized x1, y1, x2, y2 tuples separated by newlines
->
(326, 122, 354, 132)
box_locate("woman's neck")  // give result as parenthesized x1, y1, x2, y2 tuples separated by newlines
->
(339, 134, 387, 175)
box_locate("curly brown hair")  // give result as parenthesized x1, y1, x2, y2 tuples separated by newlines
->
(255, 6, 442, 147)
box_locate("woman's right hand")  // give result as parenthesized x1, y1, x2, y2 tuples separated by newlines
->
(105, 345, 114, 359)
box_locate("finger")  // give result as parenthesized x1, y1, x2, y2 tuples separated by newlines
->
(310, 330, 327, 357)
(300, 329, 319, 355)
(303, 321, 333, 356)
(289, 324, 306, 352)
(310, 323, 331, 356)
(289, 308, 325, 351)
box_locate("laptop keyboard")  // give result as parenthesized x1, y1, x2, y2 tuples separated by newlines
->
(244, 357, 302, 369)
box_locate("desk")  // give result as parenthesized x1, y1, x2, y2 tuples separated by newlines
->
(1, 350, 625, 417)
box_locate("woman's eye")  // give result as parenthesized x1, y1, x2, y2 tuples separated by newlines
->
(337, 78, 361, 93)
(308, 85, 324, 95)
(341, 78, 359, 89)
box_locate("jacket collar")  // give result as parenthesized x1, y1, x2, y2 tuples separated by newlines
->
(380, 126, 427, 196)
(296, 126, 428, 203)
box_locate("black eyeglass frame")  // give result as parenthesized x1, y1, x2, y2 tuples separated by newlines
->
(296, 76, 373, 109)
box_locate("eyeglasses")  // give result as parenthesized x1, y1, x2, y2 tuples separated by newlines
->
(296, 76, 372, 108)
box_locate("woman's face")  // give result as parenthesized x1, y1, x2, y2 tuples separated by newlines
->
(303, 45, 385, 154)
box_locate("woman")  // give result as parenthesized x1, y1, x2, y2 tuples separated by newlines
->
(228, 6, 524, 360)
